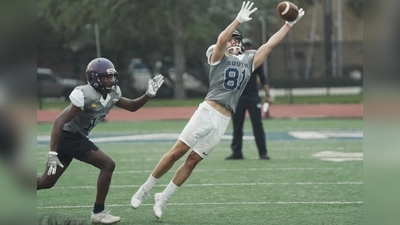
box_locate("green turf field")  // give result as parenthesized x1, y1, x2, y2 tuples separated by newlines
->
(37, 94, 363, 110)
(37, 118, 363, 224)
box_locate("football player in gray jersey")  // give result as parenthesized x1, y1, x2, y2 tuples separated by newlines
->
(37, 57, 164, 224)
(131, 1, 305, 219)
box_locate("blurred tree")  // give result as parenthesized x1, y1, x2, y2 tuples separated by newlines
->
(37, 0, 360, 98)
(38, 0, 240, 99)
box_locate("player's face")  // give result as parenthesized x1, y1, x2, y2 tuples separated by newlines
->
(99, 74, 116, 88)
(227, 38, 241, 55)
(227, 38, 240, 47)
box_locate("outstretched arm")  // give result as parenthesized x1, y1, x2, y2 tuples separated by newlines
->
(253, 24, 291, 69)
(210, 1, 257, 64)
(210, 21, 241, 64)
(115, 74, 164, 112)
(115, 95, 150, 112)
(253, 8, 305, 69)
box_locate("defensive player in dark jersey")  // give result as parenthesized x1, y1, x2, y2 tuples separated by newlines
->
(130, 1, 305, 219)
(226, 38, 271, 160)
(37, 57, 164, 224)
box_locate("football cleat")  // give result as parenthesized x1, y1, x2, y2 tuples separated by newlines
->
(153, 193, 168, 219)
(131, 185, 150, 209)
(91, 210, 121, 224)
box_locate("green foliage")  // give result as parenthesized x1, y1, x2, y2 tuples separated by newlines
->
(37, 0, 362, 99)
(275, 94, 363, 104)
(37, 1, 270, 70)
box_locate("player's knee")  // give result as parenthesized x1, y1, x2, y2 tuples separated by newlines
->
(167, 150, 185, 162)
(167, 141, 190, 161)
(103, 159, 116, 172)
(186, 153, 201, 169)
(185, 158, 199, 170)
(166, 152, 180, 161)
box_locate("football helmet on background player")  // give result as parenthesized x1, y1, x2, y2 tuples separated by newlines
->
(242, 38, 253, 47)
(86, 57, 119, 93)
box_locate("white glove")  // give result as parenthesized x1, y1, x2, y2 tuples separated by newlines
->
(236, 1, 258, 23)
(146, 74, 164, 97)
(286, 8, 305, 27)
(47, 151, 64, 175)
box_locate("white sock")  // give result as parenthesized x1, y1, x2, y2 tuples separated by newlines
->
(161, 181, 179, 199)
(142, 175, 158, 191)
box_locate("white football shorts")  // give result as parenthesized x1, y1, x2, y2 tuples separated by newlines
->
(179, 101, 230, 158)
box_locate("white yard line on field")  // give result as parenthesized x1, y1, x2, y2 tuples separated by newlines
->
(37, 167, 344, 176)
(112, 167, 344, 173)
(50, 181, 362, 189)
(38, 201, 363, 209)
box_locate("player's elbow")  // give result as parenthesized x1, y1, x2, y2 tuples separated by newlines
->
(128, 101, 139, 112)
(54, 116, 67, 127)
(128, 107, 138, 112)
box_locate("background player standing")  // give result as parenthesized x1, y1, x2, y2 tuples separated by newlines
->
(226, 38, 271, 160)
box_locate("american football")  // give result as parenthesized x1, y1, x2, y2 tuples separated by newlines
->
(277, 1, 299, 22)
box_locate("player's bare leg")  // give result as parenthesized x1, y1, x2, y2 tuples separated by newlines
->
(37, 162, 69, 190)
(85, 149, 121, 224)
(172, 150, 203, 186)
(131, 140, 190, 209)
(152, 140, 191, 178)
(84, 149, 116, 206)
(153, 150, 203, 219)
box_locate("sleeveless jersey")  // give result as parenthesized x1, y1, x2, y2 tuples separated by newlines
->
(63, 84, 122, 136)
(204, 45, 255, 113)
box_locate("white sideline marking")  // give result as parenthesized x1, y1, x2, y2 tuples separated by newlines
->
(320, 158, 363, 162)
(38, 201, 363, 209)
(37, 133, 181, 142)
(37, 133, 232, 142)
(312, 151, 363, 162)
(289, 131, 363, 139)
(265, 87, 363, 97)
(37, 130, 363, 143)
(313, 151, 363, 158)
(37, 167, 345, 176)
(112, 167, 343, 174)
(52, 182, 362, 189)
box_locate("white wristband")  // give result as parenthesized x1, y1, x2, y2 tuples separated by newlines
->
(48, 151, 58, 156)
(236, 16, 244, 23)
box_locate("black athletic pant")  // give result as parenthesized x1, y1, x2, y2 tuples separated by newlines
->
(231, 103, 267, 157)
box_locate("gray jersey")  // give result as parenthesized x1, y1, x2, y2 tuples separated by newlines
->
(63, 84, 122, 136)
(204, 45, 255, 113)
